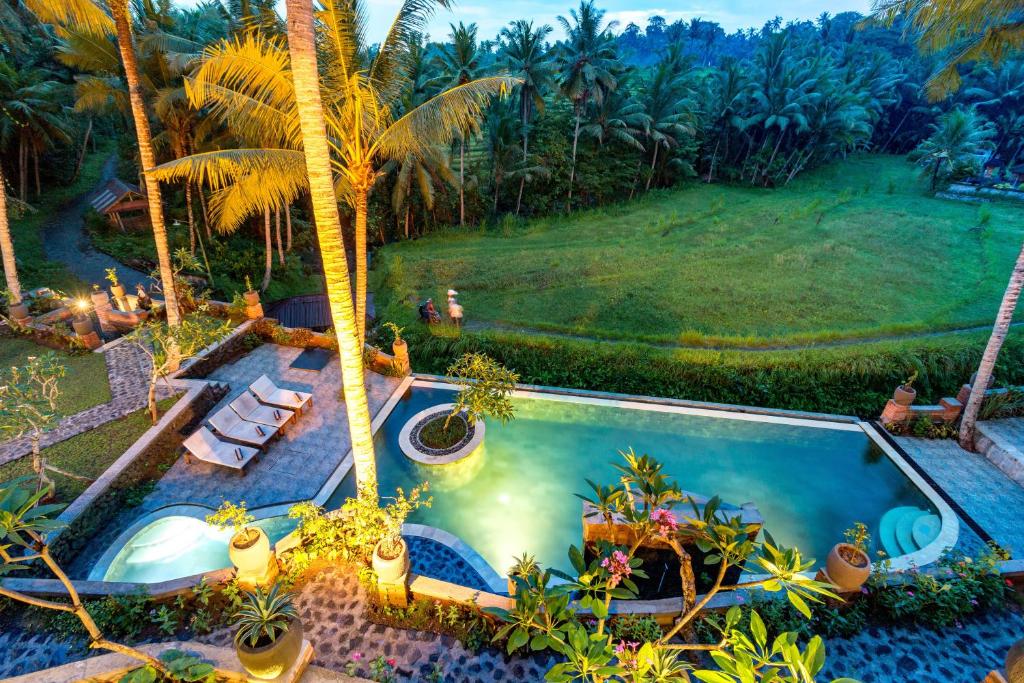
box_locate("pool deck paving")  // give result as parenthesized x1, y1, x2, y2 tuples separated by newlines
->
(894, 433, 1024, 558)
(140, 343, 403, 512)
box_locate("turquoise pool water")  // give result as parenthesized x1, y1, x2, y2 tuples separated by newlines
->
(328, 386, 936, 575)
(95, 385, 939, 584)
(95, 514, 297, 583)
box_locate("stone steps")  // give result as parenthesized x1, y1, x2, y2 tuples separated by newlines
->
(976, 419, 1024, 487)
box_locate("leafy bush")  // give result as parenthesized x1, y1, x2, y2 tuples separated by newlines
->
(366, 595, 500, 654)
(397, 324, 1024, 418)
(609, 614, 663, 643)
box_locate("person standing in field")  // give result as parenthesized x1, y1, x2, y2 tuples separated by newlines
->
(447, 289, 463, 328)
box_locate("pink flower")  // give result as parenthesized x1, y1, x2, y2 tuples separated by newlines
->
(387, 658, 396, 667)
(906, 591, 914, 597)
(601, 550, 633, 588)
(860, 587, 869, 595)
(615, 641, 641, 671)
(650, 509, 679, 537)
(351, 652, 363, 661)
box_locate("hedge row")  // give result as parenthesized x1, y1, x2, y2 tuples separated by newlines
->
(400, 326, 1024, 418)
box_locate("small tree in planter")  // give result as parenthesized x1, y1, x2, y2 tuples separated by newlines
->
(0, 354, 93, 499)
(232, 582, 303, 679)
(207, 501, 276, 585)
(371, 483, 432, 583)
(127, 312, 232, 423)
(0, 477, 176, 678)
(893, 371, 918, 406)
(507, 553, 540, 596)
(489, 451, 854, 683)
(105, 267, 125, 301)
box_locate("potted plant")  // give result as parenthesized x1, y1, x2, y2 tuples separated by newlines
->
(893, 371, 918, 406)
(71, 299, 94, 336)
(243, 275, 260, 306)
(371, 485, 432, 584)
(2, 290, 30, 324)
(233, 582, 304, 680)
(825, 522, 872, 592)
(507, 552, 540, 596)
(383, 321, 406, 357)
(207, 501, 273, 582)
(105, 268, 125, 300)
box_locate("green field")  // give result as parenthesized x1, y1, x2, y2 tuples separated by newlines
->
(0, 338, 111, 415)
(376, 155, 1024, 347)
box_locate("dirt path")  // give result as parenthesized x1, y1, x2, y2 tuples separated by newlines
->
(41, 155, 150, 290)
(462, 318, 1018, 353)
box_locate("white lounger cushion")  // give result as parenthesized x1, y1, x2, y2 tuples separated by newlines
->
(209, 405, 277, 447)
(230, 392, 294, 428)
(250, 375, 313, 412)
(183, 427, 258, 471)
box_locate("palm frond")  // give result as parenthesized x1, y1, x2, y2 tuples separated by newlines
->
(369, 0, 447, 102)
(22, 0, 113, 36)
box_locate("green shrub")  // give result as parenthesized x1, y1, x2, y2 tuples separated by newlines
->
(609, 614, 663, 643)
(397, 324, 1024, 418)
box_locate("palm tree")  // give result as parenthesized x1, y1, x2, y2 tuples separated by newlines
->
(909, 107, 995, 189)
(435, 22, 484, 228)
(0, 167, 20, 307)
(152, 1, 515, 346)
(500, 20, 554, 214)
(639, 60, 695, 191)
(557, 0, 619, 206)
(23, 0, 182, 326)
(283, 0, 378, 497)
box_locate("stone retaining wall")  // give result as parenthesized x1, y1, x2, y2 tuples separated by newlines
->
(47, 381, 224, 568)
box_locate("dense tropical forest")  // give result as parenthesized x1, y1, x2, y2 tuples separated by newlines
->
(2, 0, 1023, 301)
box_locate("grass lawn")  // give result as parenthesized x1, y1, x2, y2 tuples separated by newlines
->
(0, 398, 176, 505)
(376, 154, 1024, 347)
(0, 338, 111, 415)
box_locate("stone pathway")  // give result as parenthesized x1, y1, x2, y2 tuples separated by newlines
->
(895, 435, 1024, 558)
(138, 343, 401, 511)
(0, 341, 163, 465)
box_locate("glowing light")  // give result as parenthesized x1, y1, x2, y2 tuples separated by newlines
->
(497, 493, 511, 505)
(76, 298, 90, 312)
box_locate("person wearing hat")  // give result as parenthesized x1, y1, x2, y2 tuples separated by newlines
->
(447, 289, 463, 327)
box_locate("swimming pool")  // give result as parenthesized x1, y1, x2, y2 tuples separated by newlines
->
(92, 381, 955, 584)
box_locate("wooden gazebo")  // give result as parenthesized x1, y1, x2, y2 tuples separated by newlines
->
(90, 178, 148, 230)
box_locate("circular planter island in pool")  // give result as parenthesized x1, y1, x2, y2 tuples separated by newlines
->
(399, 403, 486, 465)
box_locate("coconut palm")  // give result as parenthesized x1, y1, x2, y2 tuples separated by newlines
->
(909, 106, 995, 190)
(151, 0, 516, 346)
(639, 60, 695, 191)
(557, 0, 619, 206)
(22, 0, 182, 325)
(499, 20, 554, 214)
(435, 22, 485, 228)
(283, 0, 378, 496)
(0, 167, 19, 307)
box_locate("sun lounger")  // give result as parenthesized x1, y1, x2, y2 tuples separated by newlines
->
(208, 405, 277, 448)
(230, 391, 295, 431)
(183, 427, 259, 474)
(250, 375, 313, 414)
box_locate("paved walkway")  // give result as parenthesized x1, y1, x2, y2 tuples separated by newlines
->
(0, 342, 162, 465)
(140, 343, 401, 511)
(895, 435, 1024, 558)
(41, 154, 149, 290)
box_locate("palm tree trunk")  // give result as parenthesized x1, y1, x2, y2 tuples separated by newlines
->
(286, 0, 378, 498)
(568, 105, 582, 207)
(19, 137, 27, 202)
(111, 0, 181, 327)
(960, 240, 1024, 449)
(459, 135, 466, 227)
(285, 204, 293, 252)
(191, 183, 214, 287)
(260, 207, 272, 292)
(275, 207, 285, 265)
(73, 118, 92, 183)
(0, 167, 21, 304)
(33, 146, 41, 198)
(185, 182, 196, 256)
(199, 188, 211, 239)
(930, 158, 941, 190)
(645, 144, 660, 192)
(708, 138, 720, 183)
(516, 177, 526, 216)
(354, 187, 368, 347)
(404, 206, 410, 239)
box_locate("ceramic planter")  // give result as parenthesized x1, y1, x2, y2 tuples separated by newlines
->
(228, 528, 272, 576)
(110, 284, 126, 300)
(243, 290, 261, 306)
(8, 302, 30, 323)
(72, 315, 94, 336)
(825, 543, 871, 592)
(372, 538, 409, 583)
(236, 617, 304, 680)
(893, 385, 916, 406)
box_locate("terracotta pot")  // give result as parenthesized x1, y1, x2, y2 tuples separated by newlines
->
(72, 315, 94, 336)
(228, 528, 271, 575)
(392, 338, 407, 356)
(110, 284, 126, 300)
(8, 302, 30, 322)
(1007, 638, 1024, 683)
(893, 385, 916, 406)
(236, 617, 304, 680)
(372, 538, 409, 583)
(825, 543, 871, 592)
(244, 290, 261, 306)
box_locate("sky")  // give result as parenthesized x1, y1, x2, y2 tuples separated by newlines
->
(364, 0, 876, 43)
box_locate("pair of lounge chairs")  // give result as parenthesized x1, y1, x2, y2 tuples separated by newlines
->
(183, 375, 313, 474)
